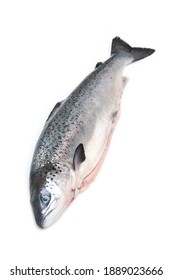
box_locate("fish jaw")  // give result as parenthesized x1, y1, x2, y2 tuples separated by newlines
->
(31, 187, 73, 228)
(35, 191, 74, 228)
(30, 162, 76, 228)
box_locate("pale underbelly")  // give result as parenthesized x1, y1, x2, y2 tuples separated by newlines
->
(76, 108, 121, 194)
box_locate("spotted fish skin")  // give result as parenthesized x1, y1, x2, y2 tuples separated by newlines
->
(32, 59, 118, 168)
(30, 37, 155, 228)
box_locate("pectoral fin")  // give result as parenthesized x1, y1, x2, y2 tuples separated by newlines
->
(73, 143, 86, 170)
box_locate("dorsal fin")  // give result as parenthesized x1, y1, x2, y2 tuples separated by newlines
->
(46, 101, 63, 122)
(95, 62, 103, 68)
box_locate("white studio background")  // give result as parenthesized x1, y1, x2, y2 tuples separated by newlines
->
(0, 1, 172, 279)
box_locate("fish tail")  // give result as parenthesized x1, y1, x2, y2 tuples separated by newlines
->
(111, 36, 155, 63)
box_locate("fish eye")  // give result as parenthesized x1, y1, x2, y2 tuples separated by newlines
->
(40, 193, 51, 207)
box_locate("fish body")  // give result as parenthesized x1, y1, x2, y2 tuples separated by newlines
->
(30, 37, 155, 228)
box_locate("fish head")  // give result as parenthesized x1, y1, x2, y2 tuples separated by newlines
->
(30, 161, 75, 228)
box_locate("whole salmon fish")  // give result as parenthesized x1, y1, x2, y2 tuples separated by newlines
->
(30, 37, 155, 228)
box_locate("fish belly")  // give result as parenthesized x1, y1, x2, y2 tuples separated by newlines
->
(77, 106, 121, 194)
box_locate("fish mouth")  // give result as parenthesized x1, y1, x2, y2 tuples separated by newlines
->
(33, 213, 45, 229)
(34, 203, 59, 228)
(35, 195, 75, 228)
(33, 208, 54, 228)
(30, 198, 52, 228)
(32, 200, 65, 228)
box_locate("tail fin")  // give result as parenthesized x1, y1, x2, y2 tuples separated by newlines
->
(111, 36, 155, 63)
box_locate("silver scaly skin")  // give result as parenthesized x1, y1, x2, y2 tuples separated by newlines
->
(30, 37, 155, 228)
